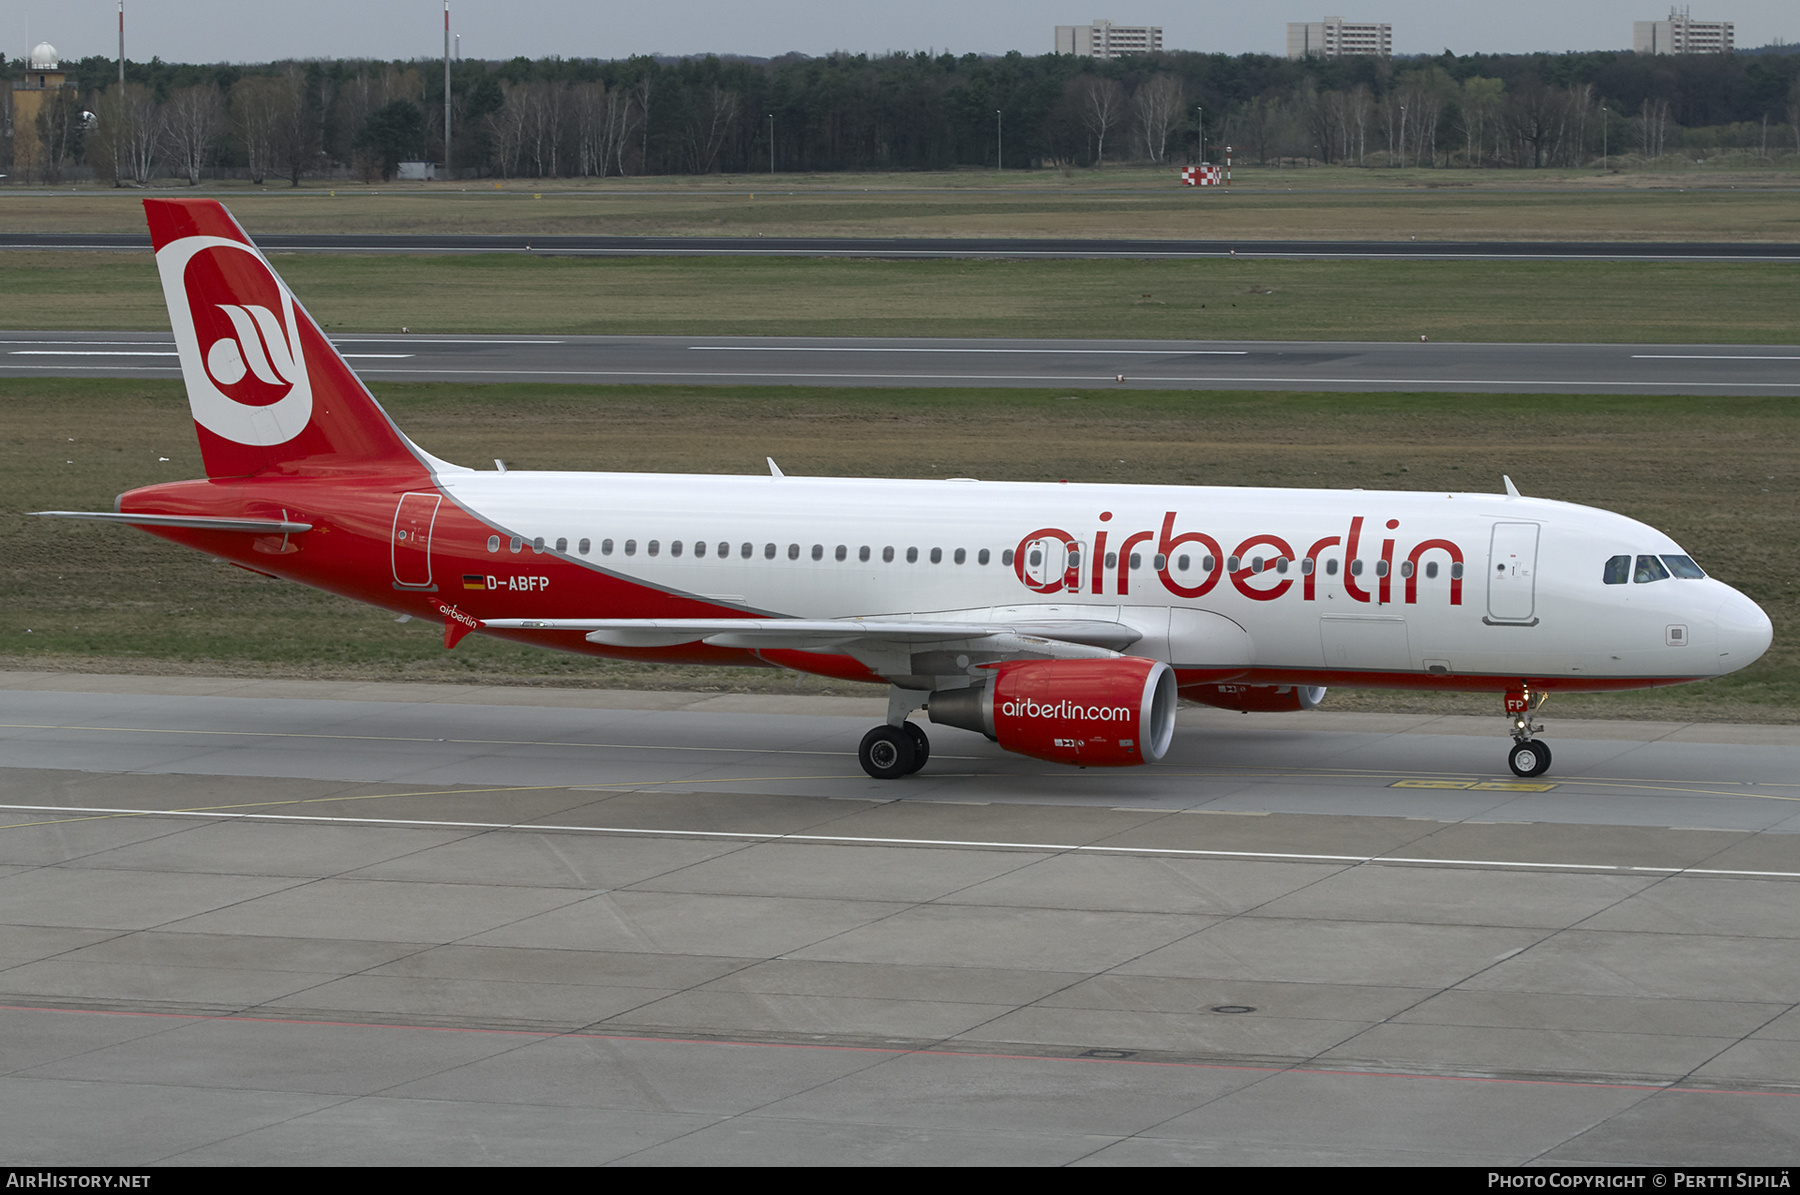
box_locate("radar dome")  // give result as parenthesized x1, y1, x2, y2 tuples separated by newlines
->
(29, 42, 59, 69)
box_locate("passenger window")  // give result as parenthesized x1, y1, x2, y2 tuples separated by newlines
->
(979, 549, 991, 565)
(487, 535, 500, 553)
(1375, 560, 1389, 577)
(1029, 549, 1042, 567)
(1399, 561, 1413, 578)
(1635, 555, 1670, 583)
(578, 538, 590, 555)
(1349, 560, 1364, 576)
(787, 543, 799, 560)
(836, 545, 848, 562)
(1661, 554, 1705, 579)
(718, 542, 730, 558)
(883, 546, 895, 563)
(859, 546, 871, 562)
(1275, 557, 1289, 574)
(624, 539, 636, 556)
(1425, 561, 1438, 579)
(1226, 555, 1240, 571)
(693, 541, 706, 558)
(601, 538, 614, 556)
(648, 540, 660, 557)
(1105, 552, 1118, 569)
(1326, 558, 1339, 576)
(510, 536, 523, 554)
(930, 548, 942, 564)
(532, 536, 545, 553)
(953, 548, 966, 565)
(1203, 555, 1216, 572)
(1603, 555, 1630, 585)
(1001, 549, 1014, 566)
(741, 542, 753, 559)
(906, 547, 919, 563)
(555, 537, 568, 553)
(1129, 553, 1142, 570)
(1177, 555, 1190, 571)
(764, 543, 777, 559)
(812, 544, 824, 561)
(670, 541, 683, 557)
(1153, 553, 1166, 570)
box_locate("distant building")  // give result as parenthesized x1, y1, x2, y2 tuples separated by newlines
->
(1286, 17, 1392, 59)
(1055, 20, 1164, 59)
(1634, 8, 1734, 54)
(10, 42, 79, 179)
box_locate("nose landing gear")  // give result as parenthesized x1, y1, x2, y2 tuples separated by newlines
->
(1504, 686, 1552, 777)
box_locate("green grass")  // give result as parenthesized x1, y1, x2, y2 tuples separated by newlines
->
(6, 163, 1800, 242)
(3, 378, 1795, 721)
(5, 251, 1799, 343)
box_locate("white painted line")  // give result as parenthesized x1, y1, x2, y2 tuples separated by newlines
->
(9, 350, 177, 357)
(689, 346, 1251, 356)
(3, 803, 1797, 879)
(1630, 354, 1800, 361)
(338, 354, 415, 359)
(331, 338, 567, 345)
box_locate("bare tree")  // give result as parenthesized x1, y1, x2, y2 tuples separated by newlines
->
(687, 84, 738, 174)
(273, 68, 319, 186)
(32, 88, 88, 182)
(1133, 74, 1183, 164)
(1458, 77, 1503, 167)
(1346, 84, 1373, 165)
(232, 76, 287, 184)
(573, 81, 607, 177)
(488, 83, 531, 177)
(162, 83, 224, 185)
(1073, 76, 1127, 165)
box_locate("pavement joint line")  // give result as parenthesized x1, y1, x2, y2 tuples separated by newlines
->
(7, 1001, 1800, 1097)
(4, 721, 1787, 790)
(2, 802, 1796, 877)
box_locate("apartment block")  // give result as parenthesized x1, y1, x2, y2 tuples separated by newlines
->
(1286, 17, 1391, 59)
(1055, 20, 1164, 59)
(1634, 8, 1734, 53)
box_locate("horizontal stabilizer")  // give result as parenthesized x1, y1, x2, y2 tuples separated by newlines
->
(33, 511, 313, 534)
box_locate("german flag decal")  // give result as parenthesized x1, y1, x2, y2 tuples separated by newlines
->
(462, 574, 486, 590)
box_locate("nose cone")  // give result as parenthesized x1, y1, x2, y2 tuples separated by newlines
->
(1714, 587, 1773, 675)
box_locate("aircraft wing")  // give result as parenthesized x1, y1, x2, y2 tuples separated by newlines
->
(479, 616, 1139, 656)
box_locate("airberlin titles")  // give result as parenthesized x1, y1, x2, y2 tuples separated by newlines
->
(1015, 512, 1465, 606)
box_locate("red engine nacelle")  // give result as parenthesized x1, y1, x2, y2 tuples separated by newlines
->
(1184, 682, 1327, 713)
(928, 657, 1177, 767)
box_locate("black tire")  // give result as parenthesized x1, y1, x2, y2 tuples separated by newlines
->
(859, 725, 916, 780)
(1508, 741, 1551, 778)
(902, 721, 930, 773)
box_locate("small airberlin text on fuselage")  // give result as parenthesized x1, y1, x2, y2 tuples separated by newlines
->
(1015, 513, 1464, 605)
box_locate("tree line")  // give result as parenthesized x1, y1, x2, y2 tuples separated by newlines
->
(4, 45, 1799, 183)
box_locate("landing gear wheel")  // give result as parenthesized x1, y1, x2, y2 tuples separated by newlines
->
(902, 722, 930, 774)
(859, 725, 916, 780)
(1508, 740, 1552, 778)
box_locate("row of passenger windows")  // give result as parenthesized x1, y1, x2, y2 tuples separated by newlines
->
(481, 535, 1462, 579)
(1603, 554, 1706, 585)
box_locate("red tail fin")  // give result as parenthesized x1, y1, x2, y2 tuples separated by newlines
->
(146, 199, 421, 479)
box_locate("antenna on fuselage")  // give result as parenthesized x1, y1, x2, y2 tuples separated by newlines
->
(1502, 475, 1521, 498)
(767, 457, 785, 479)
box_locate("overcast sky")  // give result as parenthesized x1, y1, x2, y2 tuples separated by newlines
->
(8, 1, 1794, 67)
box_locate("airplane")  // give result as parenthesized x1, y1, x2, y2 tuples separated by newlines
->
(36, 199, 1773, 780)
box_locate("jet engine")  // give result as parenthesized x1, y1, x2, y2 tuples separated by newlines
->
(928, 657, 1176, 766)
(1184, 682, 1327, 713)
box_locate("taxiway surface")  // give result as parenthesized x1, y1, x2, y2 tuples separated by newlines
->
(2, 673, 1796, 1165)
(8, 331, 1800, 395)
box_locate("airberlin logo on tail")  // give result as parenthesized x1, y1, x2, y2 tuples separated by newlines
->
(155, 235, 313, 447)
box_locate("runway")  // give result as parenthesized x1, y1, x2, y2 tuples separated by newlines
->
(6, 231, 1799, 262)
(2, 672, 1797, 1164)
(9, 330, 1800, 395)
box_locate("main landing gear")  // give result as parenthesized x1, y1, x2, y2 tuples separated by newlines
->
(858, 688, 931, 780)
(1504, 686, 1552, 778)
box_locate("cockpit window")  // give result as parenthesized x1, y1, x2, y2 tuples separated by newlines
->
(1634, 555, 1670, 583)
(1661, 554, 1706, 579)
(1603, 555, 1630, 585)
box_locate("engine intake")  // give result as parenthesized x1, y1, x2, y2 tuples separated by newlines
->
(929, 657, 1176, 767)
